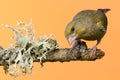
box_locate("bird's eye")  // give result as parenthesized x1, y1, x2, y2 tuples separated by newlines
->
(71, 27, 75, 32)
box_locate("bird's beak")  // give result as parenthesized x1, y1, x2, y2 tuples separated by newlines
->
(67, 33, 77, 46)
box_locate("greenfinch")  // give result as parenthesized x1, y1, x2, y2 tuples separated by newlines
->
(64, 9, 110, 54)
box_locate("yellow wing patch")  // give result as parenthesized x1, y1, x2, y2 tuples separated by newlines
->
(97, 21, 104, 26)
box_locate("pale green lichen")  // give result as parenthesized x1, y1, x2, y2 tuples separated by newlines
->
(2, 19, 59, 77)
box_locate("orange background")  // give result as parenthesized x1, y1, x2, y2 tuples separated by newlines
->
(0, 0, 119, 80)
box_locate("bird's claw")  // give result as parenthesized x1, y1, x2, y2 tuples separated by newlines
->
(89, 46, 97, 57)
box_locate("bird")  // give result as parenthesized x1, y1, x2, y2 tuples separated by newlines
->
(64, 8, 110, 55)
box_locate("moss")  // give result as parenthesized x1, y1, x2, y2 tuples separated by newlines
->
(2, 19, 59, 77)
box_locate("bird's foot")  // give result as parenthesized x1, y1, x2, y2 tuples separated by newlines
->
(89, 46, 97, 57)
(72, 40, 81, 48)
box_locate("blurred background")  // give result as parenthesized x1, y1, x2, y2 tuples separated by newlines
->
(0, 0, 119, 80)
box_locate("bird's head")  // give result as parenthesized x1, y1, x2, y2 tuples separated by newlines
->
(64, 21, 84, 46)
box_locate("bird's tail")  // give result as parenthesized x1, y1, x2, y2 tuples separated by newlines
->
(97, 8, 111, 13)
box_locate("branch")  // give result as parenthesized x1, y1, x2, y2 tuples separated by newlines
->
(42, 48, 104, 62)
(0, 41, 104, 76)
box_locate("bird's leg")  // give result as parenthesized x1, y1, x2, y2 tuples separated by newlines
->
(72, 39, 81, 48)
(89, 40, 100, 57)
(69, 40, 81, 53)
(90, 45, 97, 57)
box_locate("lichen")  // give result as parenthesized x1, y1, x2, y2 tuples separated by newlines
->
(1, 19, 59, 77)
